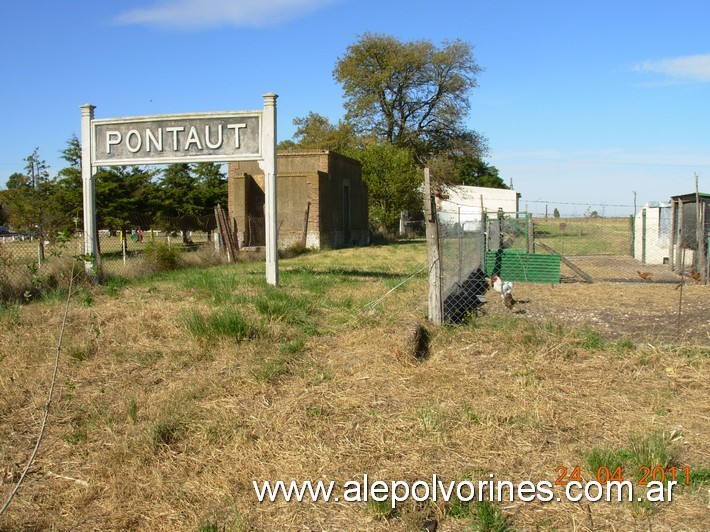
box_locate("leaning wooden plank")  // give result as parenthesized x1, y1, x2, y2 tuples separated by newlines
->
(536, 241, 594, 283)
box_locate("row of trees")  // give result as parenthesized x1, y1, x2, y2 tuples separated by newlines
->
(0, 136, 227, 245)
(1, 33, 507, 238)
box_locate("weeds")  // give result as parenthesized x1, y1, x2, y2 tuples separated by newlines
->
(103, 276, 128, 296)
(469, 501, 511, 531)
(252, 287, 312, 325)
(151, 417, 184, 448)
(127, 397, 138, 423)
(577, 326, 605, 349)
(366, 497, 396, 520)
(614, 337, 635, 352)
(463, 404, 483, 424)
(417, 404, 448, 432)
(252, 353, 292, 383)
(184, 308, 261, 342)
(687, 467, 710, 487)
(585, 431, 679, 482)
(0, 303, 21, 326)
(143, 240, 181, 272)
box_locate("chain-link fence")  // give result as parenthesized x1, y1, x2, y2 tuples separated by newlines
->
(435, 204, 488, 323)
(0, 212, 232, 301)
(427, 205, 708, 325)
(93, 213, 220, 277)
(531, 214, 690, 283)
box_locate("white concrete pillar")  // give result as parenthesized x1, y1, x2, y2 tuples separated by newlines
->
(80, 104, 98, 274)
(260, 93, 279, 286)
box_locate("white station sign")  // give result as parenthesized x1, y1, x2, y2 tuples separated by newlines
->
(91, 112, 262, 166)
(81, 94, 279, 285)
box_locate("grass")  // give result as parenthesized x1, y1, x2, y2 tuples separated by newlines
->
(151, 417, 184, 448)
(585, 430, 686, 486)
(0, 239, 708, 530)
(534, 216, 632, 256)
(184, 307, 261, 341)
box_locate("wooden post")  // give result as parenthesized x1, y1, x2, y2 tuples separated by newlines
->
(674, 199, 683, 274)
(424, 168, 442, 325)
(668, 199, 677, 272)
(301, 202, 311, 247)
(695, 173, 707, 283)
(527, 213, 534, 254)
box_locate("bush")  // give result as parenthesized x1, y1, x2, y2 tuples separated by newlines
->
(143, 241, 181, 272)
(0, 254, 87, 303)
(279, 242, 311, 259)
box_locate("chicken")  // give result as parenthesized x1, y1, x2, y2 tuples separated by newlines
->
(689, 270, 701, 282)
(637, 270, 652, 281)
(492, 274, 515, 309)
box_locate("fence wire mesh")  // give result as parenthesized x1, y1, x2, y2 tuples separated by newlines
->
(436, 205, 488, 323)
(0, 212, 230, 301)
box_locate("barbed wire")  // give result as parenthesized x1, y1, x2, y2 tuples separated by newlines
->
(522, 199, 634, 208)
(436, 197, 634, 210)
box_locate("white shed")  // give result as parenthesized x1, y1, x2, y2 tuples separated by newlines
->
(634, 202, 671, 265)
(436, 185, 520, 230)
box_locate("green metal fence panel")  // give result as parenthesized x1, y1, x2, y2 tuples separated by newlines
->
(485, 249, 561, 283)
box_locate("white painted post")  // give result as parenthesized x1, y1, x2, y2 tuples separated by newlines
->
(260, 93, 279, 286)
(80, 104, 98, 275)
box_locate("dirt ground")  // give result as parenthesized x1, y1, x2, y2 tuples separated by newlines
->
(512, 278, 709, 346)
(560, 255, 687, 283)
(0, 243, 707, 530)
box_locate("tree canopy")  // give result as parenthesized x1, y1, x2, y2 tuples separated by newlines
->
(278, 112, 356, 153)
(333, 32, 486, 165)
(0, 138, 228, 240)
(281, 33, 504, 233)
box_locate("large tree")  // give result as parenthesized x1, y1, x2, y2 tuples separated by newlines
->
(3, 149, 62, 257)
(355, 141, 421, 233)
(156, 163, 205, 243)
(52, 135, 84, 232)
(278, 112, 357, 153)
(193, 162, 227, 215)
(427, 154, 509, 189)
(333, 33, 486, 164)
(95, 165, 159, 239)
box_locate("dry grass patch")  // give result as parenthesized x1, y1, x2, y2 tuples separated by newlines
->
(0, 241, 708, 530)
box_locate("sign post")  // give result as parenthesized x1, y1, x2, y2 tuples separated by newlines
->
(259, 93, 278, 286)
(80, 94, 279, 284)
(80, 104, 97, 275)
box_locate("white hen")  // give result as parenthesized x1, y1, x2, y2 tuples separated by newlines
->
(492, 274, 515, 309)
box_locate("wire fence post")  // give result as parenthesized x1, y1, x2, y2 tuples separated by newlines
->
(424, 168, 442, 325)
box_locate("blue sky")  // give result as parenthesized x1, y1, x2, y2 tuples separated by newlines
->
(2, 0, 709, 216)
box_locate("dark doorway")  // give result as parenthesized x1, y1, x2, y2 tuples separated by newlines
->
(343, 185, 351, 244)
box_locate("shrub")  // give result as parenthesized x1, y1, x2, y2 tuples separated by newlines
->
(143, 241, 181, 272)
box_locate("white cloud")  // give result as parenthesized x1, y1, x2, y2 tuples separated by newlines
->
(116, 0, 338, 29)
(632, 53, 710, 83)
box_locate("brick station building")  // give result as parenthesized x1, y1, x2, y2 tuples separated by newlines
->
(227, 149, 369, 249)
